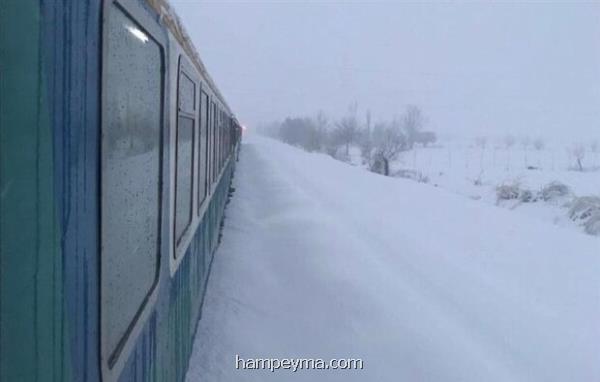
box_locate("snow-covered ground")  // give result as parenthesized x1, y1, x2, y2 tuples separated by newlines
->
(186, 134, 600, 382)
(347, 143, 600, 236)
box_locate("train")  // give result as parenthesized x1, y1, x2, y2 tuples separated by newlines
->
(0, 0, 241, 380)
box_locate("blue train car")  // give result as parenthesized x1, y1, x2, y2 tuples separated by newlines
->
(0, 0, 242, 380)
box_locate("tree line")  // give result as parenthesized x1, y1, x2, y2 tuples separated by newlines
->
(260, 104, 437, 176)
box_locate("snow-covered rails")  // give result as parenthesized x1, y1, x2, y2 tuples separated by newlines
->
(0, 1, 241, 381)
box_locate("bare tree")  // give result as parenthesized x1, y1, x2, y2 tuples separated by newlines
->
(256, 120, 281, 138)
(310, 110, 329, 152)
(279, 117, 317, 151)
(371, 120, 408, 176)
(402, 105, 425, 149)
(414, 131, 437, 147)
(533, 137, 545, 151)
(324, 125, 344, 158)
(475, 136, 487, 149)
(591, 140, 599, 167)
(359, 109, 373, 164)
(503, 134, 516, 149)
(335, 102, 359, 158)
(570, 143, 586, 171)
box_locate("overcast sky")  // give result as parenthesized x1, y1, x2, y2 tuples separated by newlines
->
(171, 1, 600, 142)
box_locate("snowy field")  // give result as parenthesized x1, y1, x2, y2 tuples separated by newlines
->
(347, 143, 600, 236)
(186, 135, 600, 382)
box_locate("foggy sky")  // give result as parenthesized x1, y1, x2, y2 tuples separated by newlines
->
(171, 1, 600, 142)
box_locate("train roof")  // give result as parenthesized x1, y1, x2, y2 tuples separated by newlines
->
(146, 0, 232, 114)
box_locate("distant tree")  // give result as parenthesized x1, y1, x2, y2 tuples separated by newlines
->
(278, 117, 298, 145)
(503, 134, 516, 149)
(475, 136, 487, 149)
(402, 105, 425, 149)
(308, 111, 329, 152)
(335, 102, 359, 157)
(371, 120, 408, 176)
(570, 143, 586, 171)
(533, 137, 545, 151)
(279, 117, 317, 151)
(414, 131, 437, 147)
(256, 120, 281, 137)
(323, 125, 344, 158)
(591, 140, 599, 167)
(359, 109, 373, 164)
(521, 136, 531, 150)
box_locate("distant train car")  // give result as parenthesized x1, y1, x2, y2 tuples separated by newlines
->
(0, 0, 241, 381)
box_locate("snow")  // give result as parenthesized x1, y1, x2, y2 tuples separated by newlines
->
(347, 144, 600, 235)
(185, 134, 600, 382)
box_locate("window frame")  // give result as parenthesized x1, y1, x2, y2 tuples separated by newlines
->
(197, 89, 210, 214)
(211, 101, 217, 184)
(100, 1, 166, 380)
(173, 57, 198, 252)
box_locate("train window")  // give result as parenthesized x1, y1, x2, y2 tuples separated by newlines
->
(223, 119, 226, 164)
(218, 112, 221, 167)
(101, 4, 162, 365)
(227, 118, 231, 156)
(219, 112, 223, 168)
(218, 110, 221, 170)
(207, 99, 212, 189)
(179, 72, 195, 112)
(219, 110, 223, 169)
(198, 90, 209, 212)
(224, 117, 227, 161)
(175, 66, 196, 247)
(211, 102, 217, 183)
(213, 106, 217, 178)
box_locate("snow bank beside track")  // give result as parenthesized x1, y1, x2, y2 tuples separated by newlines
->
(186, 135, 600, 382)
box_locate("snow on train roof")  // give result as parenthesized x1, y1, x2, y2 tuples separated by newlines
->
(146, 0, 232, 113)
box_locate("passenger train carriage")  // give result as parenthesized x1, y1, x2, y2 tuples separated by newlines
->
(0, 0, 241, 380)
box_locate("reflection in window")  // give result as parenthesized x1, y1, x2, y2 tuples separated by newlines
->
(101, 4, 162, 364)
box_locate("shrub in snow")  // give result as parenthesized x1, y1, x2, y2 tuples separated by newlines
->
(495, 182, 521, 202)
(567, 196, 600, 236)
(584, 213, 600, 236)
(568, 196, 600, 221)
(394, 169, 429, 183)
(519, 189, 535, 203)
(472, 170, 484, 186)
(539, 181, 570, 201)
(495, 182, 536, 204)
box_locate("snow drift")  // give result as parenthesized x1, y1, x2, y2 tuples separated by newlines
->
(186, 134, 600, 382)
